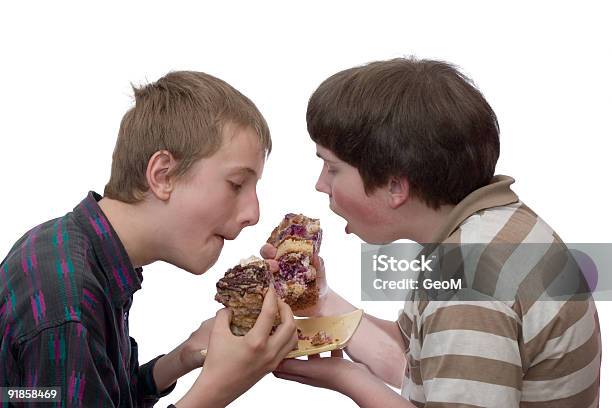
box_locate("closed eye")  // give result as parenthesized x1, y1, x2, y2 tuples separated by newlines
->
(228, 181, 243, 192)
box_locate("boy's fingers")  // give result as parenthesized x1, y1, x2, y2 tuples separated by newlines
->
(312, 253, 320, 269)
(212, 308, 233, 336)
(273, 372, 311, 385)
(315, 256, 329, 295)
(308, 353, 321, 360)
(265, 259, 279, 273)
(274, 358, 320, 378)
(271, 298, 298, 356)
(249, 286, 279, 339)
(278, 295, 295, 324)
(313, 255, 326, 282)
(260, 244, 277, 259)
(318, 257, 325, 272)
(278, 335, 299, 360)
(331, 349, 343, 358)
(273, 297, 296, 341)
(275, 358, 302, 374)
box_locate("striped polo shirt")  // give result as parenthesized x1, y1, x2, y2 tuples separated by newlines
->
(396, 175, 601, 407)
(0, 192, 175, 407)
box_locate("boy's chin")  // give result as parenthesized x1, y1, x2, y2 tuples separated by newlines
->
(196, 254, 222, 275)
(358, 231, 395, 245)
(179, 252, 221, 275)
(187, 265, 210, 275)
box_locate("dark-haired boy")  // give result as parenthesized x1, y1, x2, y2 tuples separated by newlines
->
(0, 71, 297, 407)
(270, 58, 601, 407)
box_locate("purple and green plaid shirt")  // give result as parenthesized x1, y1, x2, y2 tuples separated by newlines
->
(0, 192, 176, 407)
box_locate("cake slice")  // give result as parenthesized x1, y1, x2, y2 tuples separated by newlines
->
(215, 256, 280, 336)
(267, 213, 322, 310)
(214, 213, 322, 335)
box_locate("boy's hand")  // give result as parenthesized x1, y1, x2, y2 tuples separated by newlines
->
(178, 287, 297, 407)
(179, 318, 214, 372)
(273, 351, 412, 408)
(178, 258, 282, 374)
(273, 350, 372, 393)
(260, 243, 328, 317)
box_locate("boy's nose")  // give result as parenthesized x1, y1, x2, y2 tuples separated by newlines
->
(315, 171, 331, 195)
(239, 192, 260, 228)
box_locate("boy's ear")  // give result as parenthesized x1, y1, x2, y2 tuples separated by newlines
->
(146, 150, 177, 201)
(387, 176, 409, 209)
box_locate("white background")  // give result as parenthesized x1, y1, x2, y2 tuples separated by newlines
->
(1, 1, 610, 406)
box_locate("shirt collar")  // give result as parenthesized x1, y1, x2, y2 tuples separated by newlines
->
(430, 175, 520, 242)
(73, 191, 143, 307)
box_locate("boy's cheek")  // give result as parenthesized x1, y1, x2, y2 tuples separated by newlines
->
(332, 188, 386, 225)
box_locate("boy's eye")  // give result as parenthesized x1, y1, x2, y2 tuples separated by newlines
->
(327, 165, 337, 175)
(228, 181, 243, 192)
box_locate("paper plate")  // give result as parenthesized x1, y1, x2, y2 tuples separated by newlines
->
(200, 309, 364, 359)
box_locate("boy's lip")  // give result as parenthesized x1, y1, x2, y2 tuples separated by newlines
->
(216, 232, 238, 241)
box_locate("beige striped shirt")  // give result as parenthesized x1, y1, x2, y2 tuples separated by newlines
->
(397, 175, 601, 407)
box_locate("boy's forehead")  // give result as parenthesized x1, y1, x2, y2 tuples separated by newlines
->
(216, 124, 261, 153)
(315, 144, 340, 162)
(214, 128, 265, 176)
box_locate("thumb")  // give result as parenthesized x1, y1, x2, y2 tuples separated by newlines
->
(313, 254, 325, 275)
(275, 358, 300, 374)
(313, 253, 321, 269)
(212, 308, 233, 335)
(260, 243, 278, 259)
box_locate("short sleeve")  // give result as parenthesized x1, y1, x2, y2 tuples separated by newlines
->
(396, 308, 413, 351)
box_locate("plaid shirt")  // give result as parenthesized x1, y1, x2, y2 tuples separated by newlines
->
(0, 192, 176, 407)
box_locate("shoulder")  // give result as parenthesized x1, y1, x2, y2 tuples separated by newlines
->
(1, 212, 98, 342)
(455, 201, 557, 244)
(443, 201, 568, 301)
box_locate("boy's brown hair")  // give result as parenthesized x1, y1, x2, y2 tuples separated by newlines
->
(104, 71, 271, 203)
(307, 57, 499, 209)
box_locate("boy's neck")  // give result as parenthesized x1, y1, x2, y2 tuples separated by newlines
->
(98, 197, 157, 268)
(400, 199, 455, 244)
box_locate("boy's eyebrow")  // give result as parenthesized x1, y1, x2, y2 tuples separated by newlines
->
(228, 166, 258, 177)
(315, 152, 338, 163)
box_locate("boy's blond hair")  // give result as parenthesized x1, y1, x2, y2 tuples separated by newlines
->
(104, 71, 271, 203)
